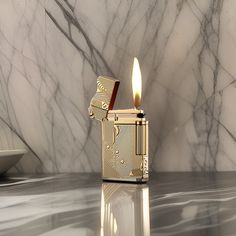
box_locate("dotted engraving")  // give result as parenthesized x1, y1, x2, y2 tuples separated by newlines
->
(102, 102, 108, 109)
(143, 157, 148, 174)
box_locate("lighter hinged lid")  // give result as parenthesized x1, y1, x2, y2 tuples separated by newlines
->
(88, 76, 119, 121)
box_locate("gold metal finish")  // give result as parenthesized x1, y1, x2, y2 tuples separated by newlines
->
(89, 76, 149, 183)
(88, 76, 119, 121)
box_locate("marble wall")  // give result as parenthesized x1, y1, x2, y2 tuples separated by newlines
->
(0, 0, 236, 173)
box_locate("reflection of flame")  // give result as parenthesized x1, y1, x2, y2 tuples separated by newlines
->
(132, 57, 142, 109)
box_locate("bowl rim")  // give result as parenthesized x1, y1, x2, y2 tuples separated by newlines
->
(0, 149, 27, 157)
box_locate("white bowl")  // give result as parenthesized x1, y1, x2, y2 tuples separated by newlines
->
(0, 149, 27, 175)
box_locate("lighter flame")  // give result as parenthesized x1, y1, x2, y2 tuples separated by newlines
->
(132, 57, 142, 109)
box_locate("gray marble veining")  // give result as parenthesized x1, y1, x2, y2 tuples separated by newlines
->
(0, 0, 236, 172)
(1, 173, 236, 235)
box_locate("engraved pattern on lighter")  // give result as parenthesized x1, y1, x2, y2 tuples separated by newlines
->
(89, 76, 149, 183)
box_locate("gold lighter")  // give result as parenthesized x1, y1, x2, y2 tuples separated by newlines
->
(89, 58, 149, 183)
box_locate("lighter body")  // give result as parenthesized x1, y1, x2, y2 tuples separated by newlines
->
(102, 109, 148, 182)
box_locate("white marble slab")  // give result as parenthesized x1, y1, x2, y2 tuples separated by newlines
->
(0, 0, 235, 172)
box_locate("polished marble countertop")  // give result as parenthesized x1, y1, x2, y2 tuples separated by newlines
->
(1, 172, 236, 235)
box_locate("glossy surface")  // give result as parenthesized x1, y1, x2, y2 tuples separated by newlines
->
(1, 173, 236, 235)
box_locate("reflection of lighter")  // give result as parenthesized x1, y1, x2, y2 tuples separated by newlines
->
(89, 58, 149, 183)
(101, 183, 150, 236)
